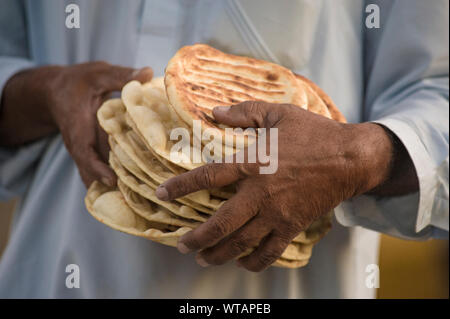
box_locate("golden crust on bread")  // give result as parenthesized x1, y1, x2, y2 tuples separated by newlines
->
(295, 74, 347, 123)
(165, 44, 308, 144)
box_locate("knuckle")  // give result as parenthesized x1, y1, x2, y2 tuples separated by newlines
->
(66, 138, 85, 159)
(259, 184, 276, 202)
(77, 148, 99, 169)
(205, 254, 224, 266)
(245, 101, 261, 121)
(260, 184, 271, 197)
(195, 165, 216, 189)
(236, 162, 258, 177)
(264, 110, 281, 127)
(244, 101, 260, 114)
(82, 145, 97, 159)
(206, 217, 233, 239)
(257, 248, 280, 268)
(206, 249, 230, 266)
(281, 222, 301, 238)
(183, 234, 202, 251)
(228, 237, 250, 256)
(87, 61, 114, 88)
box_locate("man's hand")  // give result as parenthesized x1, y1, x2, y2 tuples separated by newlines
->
(0, 62, 153, 187)
(155, 101, 403, 272)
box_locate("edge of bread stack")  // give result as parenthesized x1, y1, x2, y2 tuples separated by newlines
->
(85, 44, 346, 268)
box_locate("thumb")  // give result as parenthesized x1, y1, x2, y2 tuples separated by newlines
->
(212, 101, 284, 128)
(130, 67, 154, 83)
(100, 65, 153, 92)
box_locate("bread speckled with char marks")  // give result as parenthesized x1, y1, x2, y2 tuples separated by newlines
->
(165, 44, 309, 147)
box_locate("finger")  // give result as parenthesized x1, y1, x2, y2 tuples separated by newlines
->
(97, 65, 153, 92)
(236, 231, 292, 272)
(70, 112, 116, 187)
(212, 101, 285, 128)
(85, 146, 116, 186)
(156, 163, 244, 201)
(196, 216, 272, 266)
(77, 162, 115, 189)
(96, 123, 110, 163)
(177, 187, 261, 254)
(74, 144, 116, 188)
(78, 167, 96, 188)
(75, 152, 114, 188)
(92, 91, 113, 162)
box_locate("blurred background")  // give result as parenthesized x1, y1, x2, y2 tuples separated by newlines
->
(0, 199, 448, 298)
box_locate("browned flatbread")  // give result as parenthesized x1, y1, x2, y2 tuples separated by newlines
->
(165, 44, 309, 147)
(295, 74, 347, 123)
(86, 181, 317, 266)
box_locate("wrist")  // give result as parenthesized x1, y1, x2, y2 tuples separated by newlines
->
(33, 65, 66, 127)
(8, 65, 63, 124)
(344, 122, 394, 196)
(0, 66, 63, 145)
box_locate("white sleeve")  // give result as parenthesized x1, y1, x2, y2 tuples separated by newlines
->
(0, 0, 49, 201)
(335, 0, 449, 239)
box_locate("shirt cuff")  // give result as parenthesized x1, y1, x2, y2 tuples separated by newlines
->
(373, 117, 440, 232)
(335, 117, 446, 239)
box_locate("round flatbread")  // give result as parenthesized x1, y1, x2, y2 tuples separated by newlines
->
(85, 181, 192, 247)
(165, 44, 308, 148)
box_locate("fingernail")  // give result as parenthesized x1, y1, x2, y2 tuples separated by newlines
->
(155, 185, 169, 201)
(132, 67, 153, 82)
(196, 254, 210, 267)
(213, 106, 231, 114)
(131, 69, 141, 78)
(101, 177, 113, 187)
(177, 242, 191, 254)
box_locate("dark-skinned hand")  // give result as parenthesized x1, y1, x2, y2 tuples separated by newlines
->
(0, 62, 153, 187)
(155, 101, 396, 272)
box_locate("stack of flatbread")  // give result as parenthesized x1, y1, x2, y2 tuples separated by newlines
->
(85, 44, 345, 268)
